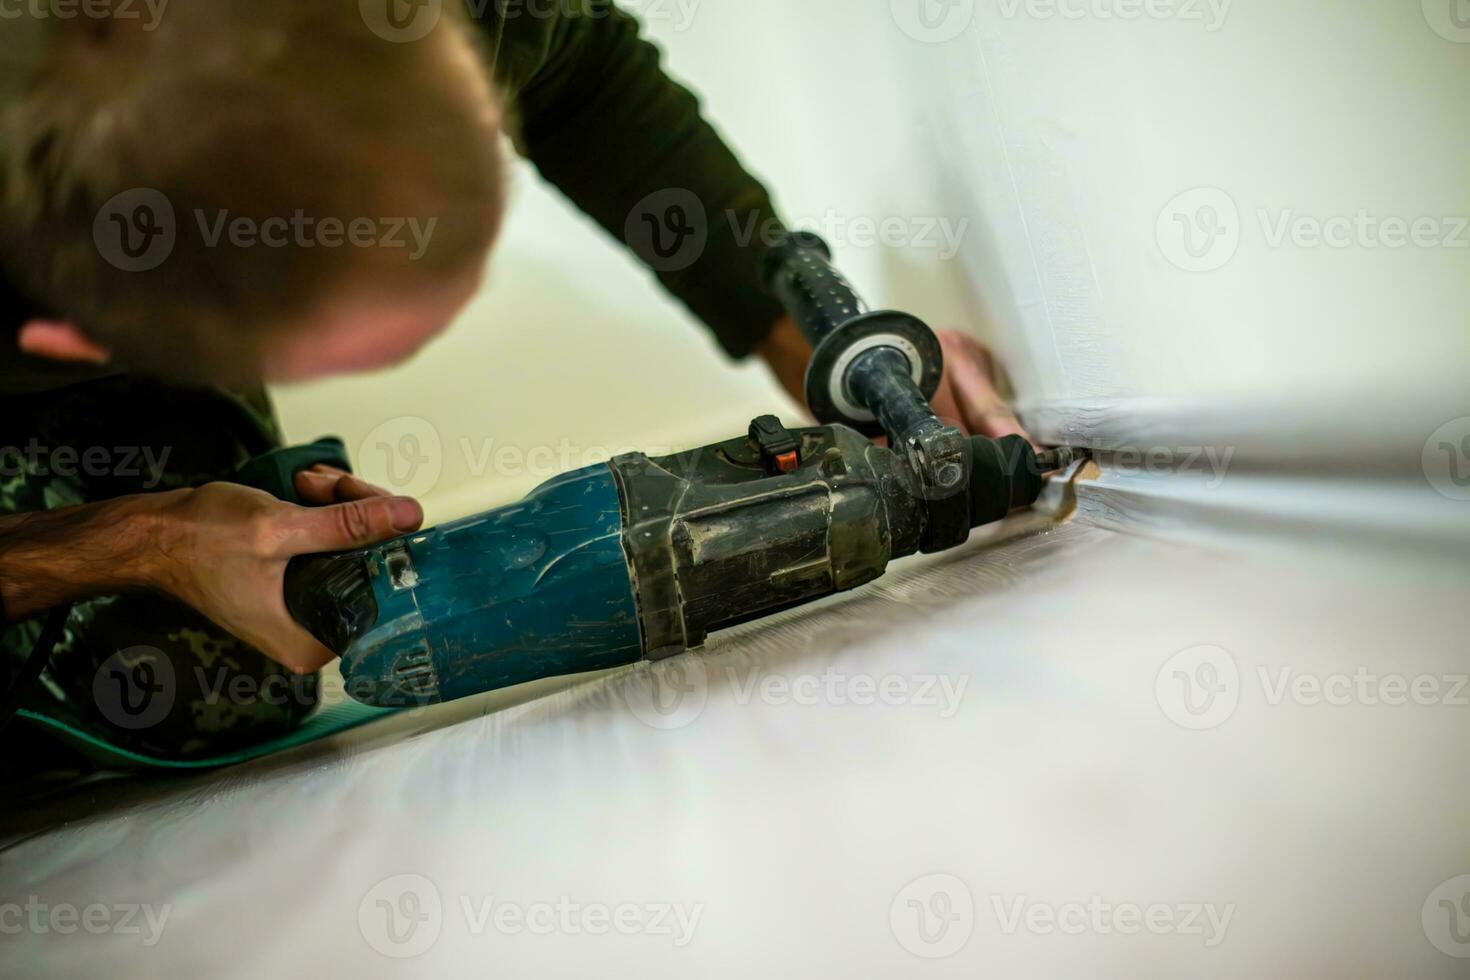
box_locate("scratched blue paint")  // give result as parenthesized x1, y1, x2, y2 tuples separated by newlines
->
(338, 465, 643, 706)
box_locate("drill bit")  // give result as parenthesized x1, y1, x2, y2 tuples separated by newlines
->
(1037, 446, 1090, 473)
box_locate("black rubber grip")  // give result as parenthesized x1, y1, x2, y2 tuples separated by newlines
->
(967, 436, 1045, 527)
(284, 553, 379, 655)
(762, 231, 868, 348)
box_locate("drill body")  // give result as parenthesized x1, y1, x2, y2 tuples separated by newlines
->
(289, 423, 1048, 707)
(281, 233, 1067, 708)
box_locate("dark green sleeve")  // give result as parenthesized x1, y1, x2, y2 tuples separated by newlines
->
(480, 1, 788, 359)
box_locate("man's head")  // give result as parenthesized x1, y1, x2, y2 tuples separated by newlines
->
(0, 0, 505, 385)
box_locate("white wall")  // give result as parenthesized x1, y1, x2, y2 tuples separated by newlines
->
(275, 0, 1470, 521)
(899, 0, 1470, 414)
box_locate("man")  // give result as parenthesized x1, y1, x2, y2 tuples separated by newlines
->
(0, 0, 1022, 762)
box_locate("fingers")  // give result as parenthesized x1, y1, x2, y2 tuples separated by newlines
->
(274, 494, 424, 556)
(936, 331, 1035, 444)
(294, 466, 392, 505)
(944, 330, 999, 383)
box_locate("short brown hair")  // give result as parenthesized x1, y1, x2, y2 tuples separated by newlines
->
(0, 0, 504, 382)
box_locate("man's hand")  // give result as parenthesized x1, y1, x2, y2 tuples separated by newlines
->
(0, 477, 424, 674)
(147, 481, 424, 675)
(757, 315, 1032, 443)
(926, 329, 1031, 443)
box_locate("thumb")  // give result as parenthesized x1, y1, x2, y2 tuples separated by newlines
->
(275, 495, 424, 557)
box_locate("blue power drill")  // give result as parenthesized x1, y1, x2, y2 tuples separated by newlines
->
(276, 234, 1078, 707)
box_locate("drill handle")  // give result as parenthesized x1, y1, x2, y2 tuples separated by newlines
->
(762, 231, 869, 349)
(761, 232, 945, 438)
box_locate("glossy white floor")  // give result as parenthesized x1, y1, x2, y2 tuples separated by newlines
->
(3, 460, 1465, 978)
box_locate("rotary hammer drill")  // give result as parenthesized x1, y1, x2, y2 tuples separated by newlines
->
(273, 233, 1078, 707)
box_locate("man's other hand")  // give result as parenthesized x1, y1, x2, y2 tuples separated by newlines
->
(927, 329, 1031, 443)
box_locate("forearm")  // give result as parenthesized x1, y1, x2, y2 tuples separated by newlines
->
(0, 493, 173, 622)
(492, 1, 789, 358)
(757, 314, 813, 409)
